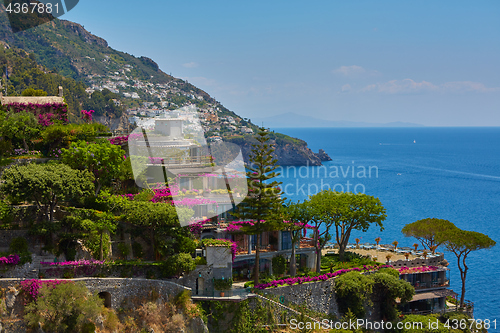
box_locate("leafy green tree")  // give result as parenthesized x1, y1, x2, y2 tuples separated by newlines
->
(279, 200, 313, 276)
(335, 271, 374, 318)
(21, 87, 47, 96)
(162, 252, 196, 277)
(437, 228, 496, 307)
(67, 208, 118, 260)
(371, 269, 414, 321)
(0, 111, 40, 150)
(0, 163, 94, 222)
(41, 123, 108, 152)
(61, 140, 127, 195)
(309, 190, 386, 264)
(24, 282, 103, 333)
(233, 127, 284, 285)
(402, 218, 458, 250)
(83, 89, 123, 117)
(123, 200, 193, 259)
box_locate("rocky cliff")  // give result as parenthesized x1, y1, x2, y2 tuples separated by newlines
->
(225, 135, 329, 166)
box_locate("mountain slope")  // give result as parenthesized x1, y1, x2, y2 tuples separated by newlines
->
(0, 6, 329, 165)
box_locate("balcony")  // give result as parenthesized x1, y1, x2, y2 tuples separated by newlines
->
(406, 278, 449, 290)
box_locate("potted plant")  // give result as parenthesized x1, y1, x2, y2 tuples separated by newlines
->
(422, 250, 429, 259)
(214, 277, 232, 297)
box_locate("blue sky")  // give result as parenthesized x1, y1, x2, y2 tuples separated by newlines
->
(63, 1, 500, 126)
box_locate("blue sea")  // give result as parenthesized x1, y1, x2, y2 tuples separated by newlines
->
(274, 127, 500, 321)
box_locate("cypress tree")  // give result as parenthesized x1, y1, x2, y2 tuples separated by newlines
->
(234, 127, 284, 286)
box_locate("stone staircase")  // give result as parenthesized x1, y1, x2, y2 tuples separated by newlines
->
(254, 294, 323, 326)
(23, 254, 56, 279)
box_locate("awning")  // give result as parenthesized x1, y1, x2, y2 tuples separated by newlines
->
(396, 289, 457, 303)
(409, 289, 457, 302)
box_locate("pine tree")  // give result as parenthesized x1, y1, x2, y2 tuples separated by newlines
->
(234, 127, 284, 286)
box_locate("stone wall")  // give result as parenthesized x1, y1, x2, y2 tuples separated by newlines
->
(259, 278, 340, 318)
(0, 230, 30, 252)
(0, 277, 190, 310)
(81, 278, 190, 309)
(0, 261, 35, 279)
(181, 265, 215, 296)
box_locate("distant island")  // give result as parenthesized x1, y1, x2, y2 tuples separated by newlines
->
(252, 112, 425, 128)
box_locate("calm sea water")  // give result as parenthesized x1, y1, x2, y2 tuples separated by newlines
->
(273, 127, 500, 320)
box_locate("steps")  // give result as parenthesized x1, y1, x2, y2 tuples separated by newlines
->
(23, 254, 56, 279)
(254, 294, 323, 325)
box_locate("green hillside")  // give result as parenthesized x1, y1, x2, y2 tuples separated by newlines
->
(0, 4, 327, 165)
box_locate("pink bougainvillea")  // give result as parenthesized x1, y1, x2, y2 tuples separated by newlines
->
(398, 266, 439, 274)
(81, 109, 95, 122)
(40, 259, 105, 266)
(189, 219, 209, 235)
(0, 254, 20, 265)
(108, 133, 145, 146)
(20, 279, 72, 302)
(254, 264, 394, 290)
(6, 102, 68, 125)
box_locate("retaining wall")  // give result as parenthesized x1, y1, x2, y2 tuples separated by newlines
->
(0, 277, 190, 310)
(259, 278, 340, 318)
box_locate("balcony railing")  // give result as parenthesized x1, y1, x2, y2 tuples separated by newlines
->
(410, 279, 449, 290)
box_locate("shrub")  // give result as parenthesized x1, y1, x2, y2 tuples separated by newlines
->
(272, 255, 287, 276)
(214, 278, 233, 290)
(117, 243, 131, 258)
(103, 307, 120, 331)
(9, 237, 31, 264)
(334, 271, 373, 318)
(0, 140, 13, 157)
(132, 241, 143, 258)
(194, 256, 207, 265)
(9, 237, 28, 254)
(174, 290, 204, 319)
(162, 253, 196, 277)
(24, 282, 103, 333)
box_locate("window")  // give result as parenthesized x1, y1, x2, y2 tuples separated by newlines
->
(281, 231, 292, 250)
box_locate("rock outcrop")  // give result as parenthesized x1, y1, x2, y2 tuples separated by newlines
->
(237, 140, 323, 166)
(316, 149, 332, 162)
